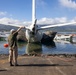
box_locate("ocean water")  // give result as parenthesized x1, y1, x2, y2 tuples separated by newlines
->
(0, 39, 76, 55)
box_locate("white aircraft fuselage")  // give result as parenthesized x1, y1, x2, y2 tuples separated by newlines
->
(25, 0, 43, 43)
(26, 28, 43, 42)
(7, 0, 76, 43)
(25, 0, 76, 43)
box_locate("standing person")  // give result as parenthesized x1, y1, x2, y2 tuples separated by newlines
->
(8, 26, 25, 66)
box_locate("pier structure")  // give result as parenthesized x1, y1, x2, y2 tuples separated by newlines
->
(54, 33, 76, 43)
(0, 32, 9, 40)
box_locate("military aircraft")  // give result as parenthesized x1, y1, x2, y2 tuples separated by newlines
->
(25, 0, 76, 43)
(7, 0, 76, 43)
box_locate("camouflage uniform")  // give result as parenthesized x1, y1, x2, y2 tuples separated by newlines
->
(8, 32, 18, 66)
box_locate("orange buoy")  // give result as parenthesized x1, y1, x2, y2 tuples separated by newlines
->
(4, 44, 9, 48)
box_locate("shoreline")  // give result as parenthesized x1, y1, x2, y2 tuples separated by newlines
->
(0, 54, 76, 58)
(0, 53, 76, 75)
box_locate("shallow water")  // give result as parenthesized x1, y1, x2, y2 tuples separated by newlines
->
(0, 39, 76, 55)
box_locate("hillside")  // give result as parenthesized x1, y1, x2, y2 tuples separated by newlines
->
(0, 24, 18, 31)
(0, 24, 76, 32)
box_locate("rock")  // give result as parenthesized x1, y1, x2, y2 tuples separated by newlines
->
(17, 30, 27, 42)
(41, 31, 57, 43)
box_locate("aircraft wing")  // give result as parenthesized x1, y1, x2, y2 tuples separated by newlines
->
(37, 22, 76, 30)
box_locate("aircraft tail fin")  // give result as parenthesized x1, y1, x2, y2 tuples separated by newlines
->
(32, 0, 36, 25)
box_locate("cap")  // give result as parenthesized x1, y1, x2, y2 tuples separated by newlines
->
(10, 29, 15, 33)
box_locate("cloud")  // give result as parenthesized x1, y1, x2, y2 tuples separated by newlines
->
(0, 17, 31, 26)
(70, 17, 76, 23)
(36, 0, 47, 7)
(0, 17, 76, 26)
(59, 0, 76, 9)
(37, 17, 68, 24)
(0, 11, 7, 16)
(0, 17, 20, 24)
(54, 17, 68, 23)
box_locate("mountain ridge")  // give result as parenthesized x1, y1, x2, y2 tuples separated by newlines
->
(0, 24, 76, 32)
(0, 24, 18, 31)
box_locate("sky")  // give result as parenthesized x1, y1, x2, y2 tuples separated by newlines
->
(0, 0, 76, 26)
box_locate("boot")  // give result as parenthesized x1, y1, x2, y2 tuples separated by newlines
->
(10, 61, 14, 66)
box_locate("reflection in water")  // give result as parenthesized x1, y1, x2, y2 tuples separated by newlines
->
(17, 41, 26, 48)
(17, 41, 56, 55)
(42, 41, 56, 48)
(1, 39, 76, 55)
(26, 43, 42, 55)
